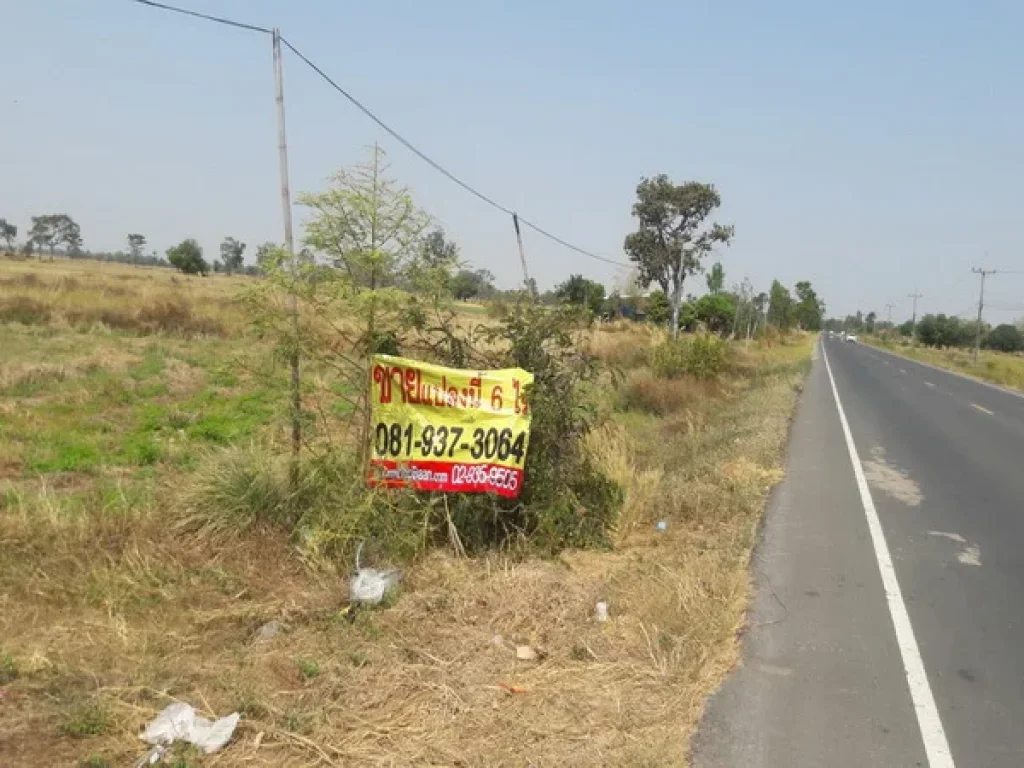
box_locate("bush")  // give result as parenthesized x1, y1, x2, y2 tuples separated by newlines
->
(985, 324, 1023, 353)
(650, 335, 730, 380)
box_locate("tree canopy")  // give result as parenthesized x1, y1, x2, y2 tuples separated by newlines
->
(767, 280, 793, 330)
(167, 239, 209, 276)
(554, 274, 606, 315)
(793, 281, 825, 331)
(0, 219, 16, 251)
(624, 176, 733, 338)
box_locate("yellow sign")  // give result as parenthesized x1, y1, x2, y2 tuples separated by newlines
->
(367, 354, 534, 498)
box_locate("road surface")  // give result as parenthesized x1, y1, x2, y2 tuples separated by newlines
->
(693, 336, 1024, 767)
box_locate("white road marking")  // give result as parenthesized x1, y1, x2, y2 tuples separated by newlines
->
(928, 531, 966, 544)
(925, 382, 936, 389)
(957, 546, 982, 567)
(899, 368, 908, 375)
(822, 343, 954, 768)
(970, 403, 993, 415)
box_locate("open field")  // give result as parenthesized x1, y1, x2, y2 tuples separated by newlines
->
(862, 335, 1024, 391)
(0, 258, 812, 766)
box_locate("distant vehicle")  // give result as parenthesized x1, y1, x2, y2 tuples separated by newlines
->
(846, 334, 858, 343)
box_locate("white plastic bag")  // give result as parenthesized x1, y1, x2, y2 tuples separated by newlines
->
(348, 542, 401, 604)
(142, 702, 240, 754)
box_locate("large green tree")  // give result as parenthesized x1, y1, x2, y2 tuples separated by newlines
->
(985, 324, 1023, 353)
(767, 280, 794, 330)
(624, 176, 733, 339)
(451, 268, 494, 300)
(167, 238, 209, 276)
(555, 274, 606, 315)
(793, 280, 825, 331)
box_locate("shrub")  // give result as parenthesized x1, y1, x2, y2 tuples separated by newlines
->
(650, 335, 730, 380)
(60, 702, 109, 738)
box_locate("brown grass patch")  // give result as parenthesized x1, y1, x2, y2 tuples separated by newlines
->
(619, 370, 721, 415)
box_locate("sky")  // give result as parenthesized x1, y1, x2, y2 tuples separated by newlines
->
(5, 0, 1024, 321)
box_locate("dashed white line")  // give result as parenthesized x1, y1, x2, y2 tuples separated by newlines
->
(822, 343, 954, 768)
(899, 368, 908, 375)
(971, 403, 994, 415)
(925, 382, 936, 389)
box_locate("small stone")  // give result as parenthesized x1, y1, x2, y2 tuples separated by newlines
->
(253, 620, 283, 645)
(515, 645, 537, 661)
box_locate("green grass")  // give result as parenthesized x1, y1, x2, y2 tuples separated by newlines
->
(59, 703, 109, 738)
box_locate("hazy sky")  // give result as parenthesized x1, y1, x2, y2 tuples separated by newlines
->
(5, 0, 1024, 320)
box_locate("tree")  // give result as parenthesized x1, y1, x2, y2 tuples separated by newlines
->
(865, 311, 878, 334)
(451, 268, 494, 301)
(299, 145, 428, 290)
(898, 319, 915, 337)
(219, 236, 246, 274)
(645, 290, 671, 325)
(985, 324, 1024, 353)
(624, 176, 733, 339)
(694, 292, 735, 335)
(793, 281, 825, 331)
(166, 238, 209, 276)
(0, 219, 16, 251)
(127, 233, 147, 263)
(59, 216, 82, 255)
(410, 228, 460, 297)
(767, 280, 794, 330)
(706, 261, 725, 295)
(555, 274, 606, 315)
(29, 216, 55, 257)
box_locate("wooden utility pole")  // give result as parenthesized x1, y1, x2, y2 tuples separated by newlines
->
(273, 28, 302, 470)
(972, 268, 996, 365)
(511, 213, 536, 298)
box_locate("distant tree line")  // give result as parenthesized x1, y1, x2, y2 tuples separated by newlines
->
(827, 310, 1024, 353)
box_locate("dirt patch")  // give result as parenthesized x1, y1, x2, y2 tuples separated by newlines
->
(862, 446, 923, 506)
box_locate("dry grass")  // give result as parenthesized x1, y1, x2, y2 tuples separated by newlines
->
(0, 261, 814, 766)
(864, 336, 1024, 391)
(0, 259, 246, 336)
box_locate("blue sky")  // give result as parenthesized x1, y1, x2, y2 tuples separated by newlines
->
(5, 0, 1024, 320)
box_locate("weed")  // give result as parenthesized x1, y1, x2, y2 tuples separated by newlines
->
(348, 651, 370, 668)
(0, 652, 17, 684)
(0, 296, 51, 324)
(650, 334, 730, 380)
(296, 657, 322, 680)
(60, 702, 109, 738)
(78, 757, 111, 768)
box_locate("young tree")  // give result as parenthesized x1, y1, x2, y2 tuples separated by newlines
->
(0, 219, 16, 251)
(694, 292, 735, 335)
(219, 236, 246, 274)
(624, 176, 733, 339)
(254, 241, 282, 273)
(706, 261, 725, 295)
(554, 274, 606, 315)
(167, 239, 209, 276)
(299, 144, 428, 291)
(127, 233, 147, 262)
(767, 280, 794, 330)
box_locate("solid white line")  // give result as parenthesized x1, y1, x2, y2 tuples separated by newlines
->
(971, 403, 994, 415)
(821, 343, 954, 767)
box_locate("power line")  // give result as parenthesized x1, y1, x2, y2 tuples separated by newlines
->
(279, 37, 627, 267)
(127, 0, 626, 268)
(128, 0, 272, 34)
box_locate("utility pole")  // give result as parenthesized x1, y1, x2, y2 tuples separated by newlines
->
(511, 213, 536, 298)
(885, 302, 896, 327)
(273, 28, 301, 472)
(972, 268, 997, 365)
(907, 292, 923, 335)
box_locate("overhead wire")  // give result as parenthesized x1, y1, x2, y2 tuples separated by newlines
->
(127, 0, 627, 268)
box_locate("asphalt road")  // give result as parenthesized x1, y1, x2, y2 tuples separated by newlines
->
(693, 336, 1024, 767)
